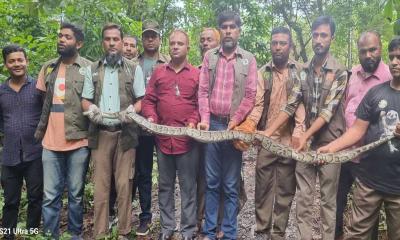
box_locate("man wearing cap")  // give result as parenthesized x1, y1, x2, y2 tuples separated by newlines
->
(133, 19, 170, 236)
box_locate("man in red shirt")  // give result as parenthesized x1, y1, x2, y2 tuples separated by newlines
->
(142, 29, 200, 240)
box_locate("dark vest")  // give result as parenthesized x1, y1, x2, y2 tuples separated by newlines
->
(35, 56, 92, 141)
(87, 58, 139, 151)
(256, 61, 300, 130)
(301, 56, 348, 148)
(207, 47, 255, 119)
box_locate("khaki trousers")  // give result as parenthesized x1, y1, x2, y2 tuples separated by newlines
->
(92, 130, 135, 238)
(344, 178, 400, 240)
(295, 162, 341, 240)
(255, 149, 296, 240)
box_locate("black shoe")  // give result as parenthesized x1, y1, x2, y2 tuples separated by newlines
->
(136, 220, 151, 236)
(158, 233, 173, 240)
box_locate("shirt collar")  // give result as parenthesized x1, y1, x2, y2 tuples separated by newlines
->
(72, 55, 86, 67)
(265, 59, 297, 72)
(138, 52, 169, 63)
(356, 60, 387, 81)
(102, 57, 123, 67)
(166, 60, 191, 72)
(2, 75, 32, 91)
(54, 54, 85, 68)
(219, 47, 240, 60)
(304, 53, 336, 73)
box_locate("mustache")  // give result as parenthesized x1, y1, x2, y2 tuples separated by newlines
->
(364, 59, 377, 64)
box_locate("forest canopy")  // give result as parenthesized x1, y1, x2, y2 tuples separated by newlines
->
(0, 0, 399, 81)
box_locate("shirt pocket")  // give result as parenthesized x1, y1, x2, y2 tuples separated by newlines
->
(157, 80, 175, 97)
(31, 93, 44, 110)
(124, 79, 134, 98)
(179, 78, 197, 98)
(73, 80, 85, 95)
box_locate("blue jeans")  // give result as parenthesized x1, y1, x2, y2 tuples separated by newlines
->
(42, 147, 90, 239)
(203, 119, 242, 240)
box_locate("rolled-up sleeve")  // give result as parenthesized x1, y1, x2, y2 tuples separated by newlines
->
(231, 56, 257, 124)
(282, 73, 302, 116)
(81, 66, 95, 100)
(292, 103, 306, 137)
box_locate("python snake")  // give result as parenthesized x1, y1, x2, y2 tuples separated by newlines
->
(102, 112, 395, 164)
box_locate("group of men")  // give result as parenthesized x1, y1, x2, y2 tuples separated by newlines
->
(0, 9, 400, 240)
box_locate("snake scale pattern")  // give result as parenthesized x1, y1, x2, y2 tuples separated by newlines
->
(104, 112, 394, 164)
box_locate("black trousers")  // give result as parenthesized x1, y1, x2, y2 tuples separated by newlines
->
(1, 159, 43, 239)
(132, 135, 155, 222)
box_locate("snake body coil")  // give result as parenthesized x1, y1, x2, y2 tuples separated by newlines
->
(104, 112, 394, 164)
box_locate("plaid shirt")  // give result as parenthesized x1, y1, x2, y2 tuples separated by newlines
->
(283, 54, 348, 125)
(0, 76, 43, 166)
(198, 48, 257, 124)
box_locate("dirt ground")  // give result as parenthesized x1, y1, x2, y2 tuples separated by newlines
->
(80, 146, 387, 239)
(80, 146, 316, 239)
(77, 146, 323, 239)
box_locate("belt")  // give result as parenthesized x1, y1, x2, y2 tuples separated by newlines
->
(210, 114, 230, 124)
(98, 124, 122, 132)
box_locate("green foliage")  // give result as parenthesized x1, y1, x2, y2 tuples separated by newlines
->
(0, 1, 397, 237)
(0, 0, 396, 80)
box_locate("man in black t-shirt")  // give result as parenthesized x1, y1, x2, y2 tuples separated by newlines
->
(318, 37, 400, 239)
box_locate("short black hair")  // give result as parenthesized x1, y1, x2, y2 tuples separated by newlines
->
(271, 26, 292, 45)
(389, 36, 400, 52)
(102, 23, 123, 39)
(60, 22, 84, 42)
(217, 10, 242, 28)
(2, 44, 27, 62)
(311, 16, 336, 36)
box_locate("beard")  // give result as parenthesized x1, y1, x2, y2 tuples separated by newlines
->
(272, 54, 289, 67)
(105, 52, 122, 66)
(360, 57, 381, 73)
(222, 38, 237, 51)
(313, 44, 329, 56)
(57, 45, 77, 58)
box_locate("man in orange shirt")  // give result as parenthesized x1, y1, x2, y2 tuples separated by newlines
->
(234, 27, 305, 239)
(35, 23, 92, 239)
